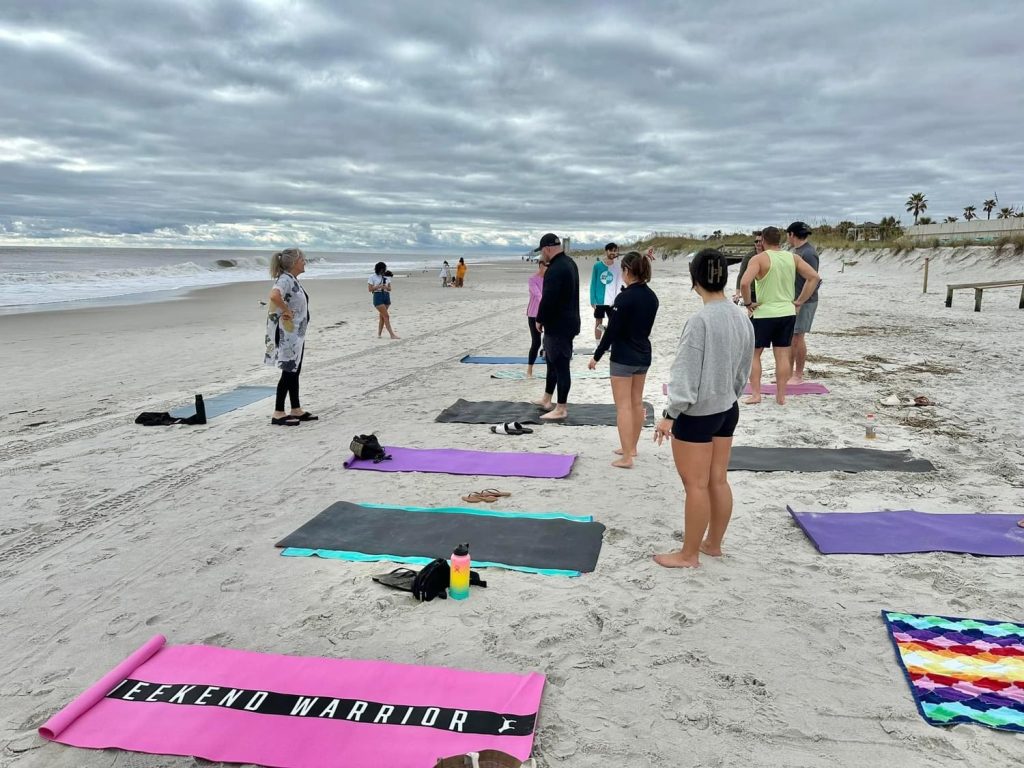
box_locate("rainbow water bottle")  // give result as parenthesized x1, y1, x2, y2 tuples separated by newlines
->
(449, 543, 471, 600)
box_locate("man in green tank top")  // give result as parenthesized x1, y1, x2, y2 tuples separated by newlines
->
(739, 226, 820, 405)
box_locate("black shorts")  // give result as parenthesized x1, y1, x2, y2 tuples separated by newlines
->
(752, 315, 796, 349)
(594, 305, 612, 320)
(672, 402, 739, 444)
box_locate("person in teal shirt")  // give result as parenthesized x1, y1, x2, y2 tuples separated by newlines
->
(590, 242, 623, 340)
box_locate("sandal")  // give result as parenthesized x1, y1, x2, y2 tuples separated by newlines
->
(462, 492, 498, 503)
(271, 416, 301, 426)
(479, 488, 511, 498)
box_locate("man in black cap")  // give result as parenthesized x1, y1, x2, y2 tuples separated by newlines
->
(532, 233, 580, 420)
(785, 222, 819, 384)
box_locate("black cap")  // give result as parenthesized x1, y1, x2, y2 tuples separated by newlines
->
(786, 221, 812, 238)
(453, 543, 469, 556)
(533, 233, 561, 252)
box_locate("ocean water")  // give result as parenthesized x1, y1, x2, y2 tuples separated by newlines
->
(0, 247, 518, 314)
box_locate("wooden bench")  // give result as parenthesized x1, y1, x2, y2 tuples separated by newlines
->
(945, 279, 1024, 312)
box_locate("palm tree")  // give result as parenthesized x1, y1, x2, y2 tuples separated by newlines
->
(905, 193, 928, 224)
(918, 216, 934, 225)
(963, 206, 977, 221)
(943, 216, 958, 223)
(997, 207, 1015, 219)
(983, 199, 997, 219)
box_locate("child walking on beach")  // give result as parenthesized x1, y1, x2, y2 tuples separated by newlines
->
(654, 249, 753, 567)
(526, 259, 547, 379)
(588, 251, 658, 468)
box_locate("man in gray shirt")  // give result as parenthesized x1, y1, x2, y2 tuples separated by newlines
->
(786, 222, 819, 384)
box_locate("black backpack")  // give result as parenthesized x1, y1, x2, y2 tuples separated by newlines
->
(349, 433, 391, 463)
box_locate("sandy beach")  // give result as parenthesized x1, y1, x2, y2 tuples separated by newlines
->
(2, 249, 1023, 767)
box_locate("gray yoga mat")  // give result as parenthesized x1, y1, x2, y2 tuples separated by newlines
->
(728, 447, 935, 473)
(276, 501, 606, 573)
(435, 399, 654, 427)
(169, 385, 276, 420)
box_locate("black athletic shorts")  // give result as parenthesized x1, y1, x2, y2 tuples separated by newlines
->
(594, 305, 612, 320)
(672, 402, 740, 444)
(752, 315, 796, 349)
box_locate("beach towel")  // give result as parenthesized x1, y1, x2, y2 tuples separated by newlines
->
(789, 507, 1024, 556)
(660, 382, 829, 396)
(344, 446, 575, 479)
(435, 399, 653, 427)
(728, 447, 935, 473)
(278, 502, 605, 575)
(882, 611, 1024, 733)
(40, 635, 545, 767)
(490, 370, 610, 380)
(169, 386, 275, 420)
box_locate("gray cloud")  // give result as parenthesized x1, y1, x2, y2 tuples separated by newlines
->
(1, 0, 1022, 250)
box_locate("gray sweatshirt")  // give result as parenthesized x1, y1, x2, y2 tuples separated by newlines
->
(666, 300, 754, 418)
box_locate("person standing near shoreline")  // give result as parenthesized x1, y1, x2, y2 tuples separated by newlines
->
(265, 247, 317, 426)
(455, 257, 467, 287)
(653, 249, 752, 568)
(590, 242, 623, 340)
(526, 258, 547, 379)
(588, 251, 658, 468)
(532, 233, 580, 421)
(786, 221, 819, 384)
(739, 227, 819, 405)
(368, 261, 399, 339)
(440, 260, 452, 288)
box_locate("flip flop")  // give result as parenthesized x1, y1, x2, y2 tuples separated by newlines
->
(271, 416, 301, 426)
(512, 421, 533, 434)
(371, 568, 418, 592)
(292, 412, 319, 421)
(462, 492, 498, 503)
(490, 422, 530, 435)
(479, 488, 511, 498)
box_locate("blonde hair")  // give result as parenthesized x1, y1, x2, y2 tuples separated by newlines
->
(270, 247, 304, 278)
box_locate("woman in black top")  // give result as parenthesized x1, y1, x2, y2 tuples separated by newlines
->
(589, 251, 659, 468)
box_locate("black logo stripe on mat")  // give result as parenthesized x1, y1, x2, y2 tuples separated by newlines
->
(106, 679, 536, 737)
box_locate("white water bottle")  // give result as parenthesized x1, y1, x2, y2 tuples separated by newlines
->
(865, 413, 877, 440)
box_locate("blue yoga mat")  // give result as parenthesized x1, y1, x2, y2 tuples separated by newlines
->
(169, 386, 276, 420)
(461, 356, 543, 365)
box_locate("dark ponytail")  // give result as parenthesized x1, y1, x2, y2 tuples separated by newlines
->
(620, 251, 651, 283)
(690, 248, 729, 292)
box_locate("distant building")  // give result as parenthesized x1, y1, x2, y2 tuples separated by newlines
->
(847, 222, 881, 241)
(905, 219, 1024, 243)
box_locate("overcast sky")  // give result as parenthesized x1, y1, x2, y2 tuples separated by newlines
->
(1, 1, 1022, 251)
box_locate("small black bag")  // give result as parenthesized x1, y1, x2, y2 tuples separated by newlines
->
(411, 558, 451, 602)
(349, 433, 391, 463)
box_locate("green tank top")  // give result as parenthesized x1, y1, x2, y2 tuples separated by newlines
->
(753, 251, 797, 319)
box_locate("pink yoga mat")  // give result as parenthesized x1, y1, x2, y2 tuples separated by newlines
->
(41, 636, 545, 768)
(344, 446, 576, 479)
(660, 382, 829, 396)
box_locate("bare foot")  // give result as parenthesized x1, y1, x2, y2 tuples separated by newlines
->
(742, 396, 761, 405)
(531, 399, 554, 411)
(699, 541, 723, 557)
(613, 448, 639, 456)
(526, 368, 534, 379)
(540, 408, 567, 420)
(611, 457, 633, 469)
(653, 551, 700, 568)
(788, 376, 804, 385)
(775, 397, 786, 406)
(389, 334, 400, 339)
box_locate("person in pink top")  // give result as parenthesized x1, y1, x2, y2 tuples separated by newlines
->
(526, 259, 548, 378)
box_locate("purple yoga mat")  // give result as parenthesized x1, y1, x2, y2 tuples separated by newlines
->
(344, 446, 576, 479)
(788, 506, 1024, 556)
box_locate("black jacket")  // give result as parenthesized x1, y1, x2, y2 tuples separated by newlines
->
(535, 250, 580, 338)
(593, 282, 659, 366)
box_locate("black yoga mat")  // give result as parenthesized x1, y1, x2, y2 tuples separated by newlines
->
(435, 399, 654, 427)
(728, 447, 935, 473)
(276, 502, 606, 573)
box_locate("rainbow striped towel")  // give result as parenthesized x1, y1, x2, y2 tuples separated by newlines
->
(883, 611, 1024, 732)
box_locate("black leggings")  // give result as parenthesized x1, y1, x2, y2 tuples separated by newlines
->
(527, 316, 542, 366)
(543, 335, 572, 404)
(275, 360, 302, 411)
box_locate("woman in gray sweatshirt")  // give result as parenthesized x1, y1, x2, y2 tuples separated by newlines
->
(653, 249, 754, 568)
